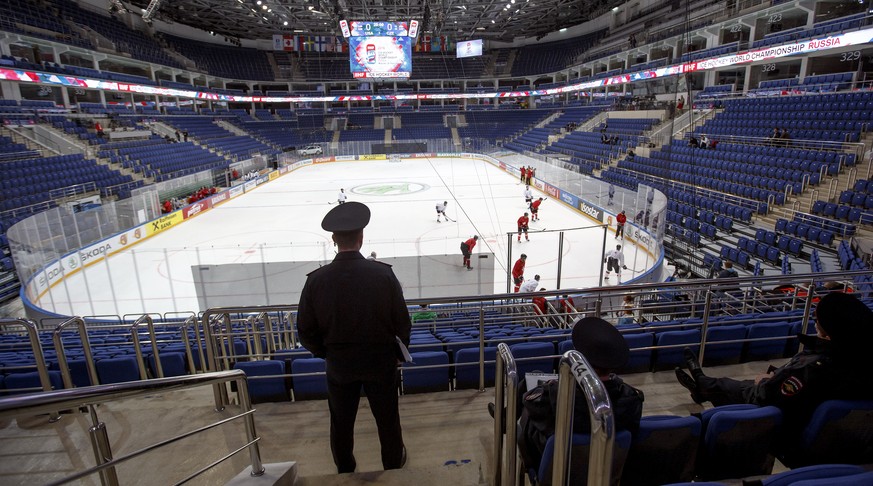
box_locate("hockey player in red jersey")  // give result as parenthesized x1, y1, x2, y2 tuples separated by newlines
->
(517, 212, 530, 242)
(512, 254, 527, 292)
(616, 210, 627, 239)
(460, 235, 478, 270)
(520, 167, 527, 183)
(529, 198, 544, 221)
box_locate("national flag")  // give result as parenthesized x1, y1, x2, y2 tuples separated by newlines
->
(313, 36, 329, 52)
(272, 34, 297, 51)
(430, 37, 441, 52)
(420, 35, 431, 52)
(335, 38, 347, 53)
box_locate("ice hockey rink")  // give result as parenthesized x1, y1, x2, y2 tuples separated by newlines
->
(32, 156, 659, 317)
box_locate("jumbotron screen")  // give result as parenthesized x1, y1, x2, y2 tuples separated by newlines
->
(344, 21, 414, 79)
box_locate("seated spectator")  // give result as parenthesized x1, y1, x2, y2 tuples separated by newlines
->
(699, 134, 709, 149)
(689, 136, 698, 147)
(411, 304, 438, 322)
(626, 148, 635, 160)
(717, 260, 738, 279)
(517, 317, 645, 472)
(616, 295, 635, 325)
(675, 292, 873, 455)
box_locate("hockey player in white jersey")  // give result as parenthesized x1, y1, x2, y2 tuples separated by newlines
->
(519, 274, 541, 293)
(523, 185, 533, 205)
(337, 188, 348, 205)
(436, 201, 448, 222)
(604, 244, 627, 281)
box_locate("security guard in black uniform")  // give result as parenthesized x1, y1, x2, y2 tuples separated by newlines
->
(675, 291, 873, 458)
(297, 201, 412, 473)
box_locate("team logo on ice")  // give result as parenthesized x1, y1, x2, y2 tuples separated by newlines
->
(352, 182, 429, 196)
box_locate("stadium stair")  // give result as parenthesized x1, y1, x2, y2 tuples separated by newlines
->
(295, 459, 484, 485)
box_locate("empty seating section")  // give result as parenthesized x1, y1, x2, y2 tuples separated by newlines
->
(234, 117, 330, 149)
(712, 93, 870, 143)
(509, 29, 606, 76)
(51, 0, 182, 68)
(752, 13, 867, 50)
(0, 0, 92, 49)
(0, 154, 133, 211)
(162, 117, 280, 164)
(460, 110, 552, 142)
(163, 34, 273, 81)
(411, 55, 487, 79)
(117, 141, 227, 181)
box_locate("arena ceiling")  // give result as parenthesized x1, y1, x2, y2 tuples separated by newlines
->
(125, 0, 621, 42)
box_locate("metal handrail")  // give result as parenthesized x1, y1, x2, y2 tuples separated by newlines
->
(552, 350, 615, 486)
(0, 370, 264, 486)
(493, 342, 519, 486)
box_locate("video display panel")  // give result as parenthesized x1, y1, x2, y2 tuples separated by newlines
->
(347, 21, 413, 79)
(457, 39, 483, 58)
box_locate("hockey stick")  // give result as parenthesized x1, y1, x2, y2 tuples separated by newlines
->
(444, 214, 457, 222)
(327, 201, 335, 205)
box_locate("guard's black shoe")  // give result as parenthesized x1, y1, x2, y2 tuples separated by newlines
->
(683, 347, 703, 377)
(400, 446, 407, 468)
(674, 368, 704, 404)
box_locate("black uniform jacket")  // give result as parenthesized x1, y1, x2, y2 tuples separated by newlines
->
(744, 334, 873, 432)
(518, 374, 644, 468)
(297, 251, 412, 379)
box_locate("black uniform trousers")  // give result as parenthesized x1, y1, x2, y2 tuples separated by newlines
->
(327, 365, 404, 473)
(695, 375, 752, 406)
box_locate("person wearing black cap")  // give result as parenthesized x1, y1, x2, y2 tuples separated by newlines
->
(517, 317, 645, 472)
(297, 201, 412, 473)
(675, 291, 873, 454)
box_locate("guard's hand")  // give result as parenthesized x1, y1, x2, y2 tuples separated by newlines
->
(623, 265, 628, 270)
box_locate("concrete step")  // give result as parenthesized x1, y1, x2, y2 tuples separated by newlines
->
(295, 460, 485, 486)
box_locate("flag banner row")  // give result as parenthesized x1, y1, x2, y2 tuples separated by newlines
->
(273, 34, 456, 53)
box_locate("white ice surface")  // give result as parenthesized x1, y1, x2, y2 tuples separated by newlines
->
(36, 157, 655, 316)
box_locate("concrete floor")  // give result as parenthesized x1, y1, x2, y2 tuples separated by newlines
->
(0, 359, 782, 485)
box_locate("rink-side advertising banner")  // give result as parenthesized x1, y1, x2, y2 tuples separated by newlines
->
(4, 27, 871, 105)
(183, 199, 212, 219)
(148, 211, 183, 236)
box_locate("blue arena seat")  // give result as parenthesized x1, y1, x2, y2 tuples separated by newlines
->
(233, 360, 290, 403)
(509, 342, 556, 380)
(96, 356, 141, 384)
(623, 415, 701, 486)
(2, 370, 64, 394)
(703, 325, 746, 366)
(760, 464, 867, 486)
(653, 329, 701, 371)
(780, 399, 873, 468)
(620, 332, 654, 374)
(402, 351, 450, 394)
(291, 357, 328, 401)
(745, 322, 791, 361)
(696, 405, 783, 480)
(454, 346, 497, 389)
(533, 430, 632, 486)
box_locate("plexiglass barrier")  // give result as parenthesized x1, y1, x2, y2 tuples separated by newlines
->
(8, 150, 664, 319)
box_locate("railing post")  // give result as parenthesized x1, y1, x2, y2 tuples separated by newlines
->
(493, 343, 519, 486)
(557, 231, 565, 289)
(697, 289, 714, 364)
(235, 375, 266, 477)
(553, 350, 614, 486)
(798, 277, 817, 352)
(479, 306, 486, 392)
(87, 405, 119, 486)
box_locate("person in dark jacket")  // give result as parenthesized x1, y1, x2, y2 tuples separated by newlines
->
(297, 201, 412, 473)
(675, 291, 873, 452)
(517, 317, 645, 472)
